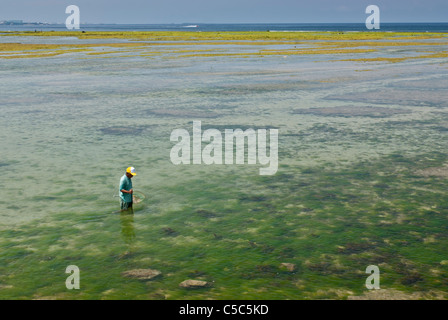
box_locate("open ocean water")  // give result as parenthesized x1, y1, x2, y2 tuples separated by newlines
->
(1, 22, 448, 32)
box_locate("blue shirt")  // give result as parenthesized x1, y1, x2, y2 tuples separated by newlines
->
(119, 174, 133, 203)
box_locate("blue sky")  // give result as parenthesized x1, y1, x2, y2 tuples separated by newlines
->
(1, 0, 447, 23)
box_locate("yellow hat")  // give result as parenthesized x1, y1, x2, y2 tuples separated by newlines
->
(126, 167, 137, 176)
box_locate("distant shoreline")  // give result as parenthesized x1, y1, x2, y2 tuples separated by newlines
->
(1, 22, 448, 33)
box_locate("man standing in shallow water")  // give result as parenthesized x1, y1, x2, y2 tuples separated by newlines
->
(119, 166, 137, 211)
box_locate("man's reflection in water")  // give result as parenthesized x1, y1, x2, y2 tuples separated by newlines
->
(120, 209, 136, 245)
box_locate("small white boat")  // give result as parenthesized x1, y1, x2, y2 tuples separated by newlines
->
(183, 25, 199, 28)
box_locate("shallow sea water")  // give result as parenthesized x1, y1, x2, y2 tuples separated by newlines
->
(1, 36, 448, 299)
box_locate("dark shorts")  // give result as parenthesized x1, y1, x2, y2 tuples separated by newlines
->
(120, 200, 133, 210)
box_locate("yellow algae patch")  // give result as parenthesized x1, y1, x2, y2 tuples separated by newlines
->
(336, 51, 448, 64)
(178, 48, 375, 58)
(0, 42, 65, 51)
(135, 41, 305, 46)
(2, 30, 447, 41)
(258, 48, 376, 55)
(0, 48, 94, 59)
(338, 56, 410, 63)
(0, 43, 87, 59)
(417, 51, 448, 59)
(2, 31, 447, 60)
(162, 48, 227, 54)
(0, 42, 154, 59)
(85, 50, 137, 56)
(1, 52, 61, 59)
(316, 41, 448, 49)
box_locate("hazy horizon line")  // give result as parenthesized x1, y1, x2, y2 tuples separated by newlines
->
(2, 21, 448, 24)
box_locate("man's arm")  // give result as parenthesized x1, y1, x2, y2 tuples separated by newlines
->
(120, 189, 133, 194)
